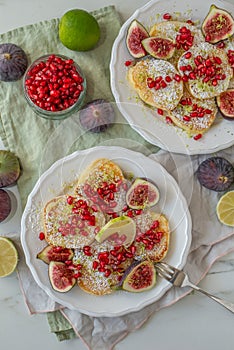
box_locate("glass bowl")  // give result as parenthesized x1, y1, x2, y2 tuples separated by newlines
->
(23, 54, 86, 120)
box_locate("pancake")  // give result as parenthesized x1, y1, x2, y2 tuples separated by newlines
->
(149, 21, 205, 66)
(169, 89, 218, 135)
(177, 42, 233, 99)
(128, 58, 183, 111)
(43, 195, 105, 248)
(75, 158, 128, 214)
(133, 211, 170, 262)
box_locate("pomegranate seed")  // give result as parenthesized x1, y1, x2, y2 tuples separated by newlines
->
(67, 196, 74, 205)
(73, 272, 82, 278)
(157, 108, 164, 115)
(205, 34, 211, 42)
(165, 116, 173, 124)
(165, 75, 172, 82)
(193, 133, 202, 140)
(125, 60, 132, 66)
(183, 115, 191, 121)
(104, 269, 111, 277)
(184, 51, 192, 59)
(163, 13, 171, 20)
(39, 232, 45, 240)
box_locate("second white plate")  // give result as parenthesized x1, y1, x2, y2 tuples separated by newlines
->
(110, 0, 234, 155)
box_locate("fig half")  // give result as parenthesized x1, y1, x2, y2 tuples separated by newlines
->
(126, 178, 160, 209)
(216, 89, 234, 120)
(48, 261, 76, 293)
(126, 20, 149, 58)
(202, 5, 234, 43)
(142, 37, 175, 59)
(37, 245, 74, 264)
(121, 260, 156, 292)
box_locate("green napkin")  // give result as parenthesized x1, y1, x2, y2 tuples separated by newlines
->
(0, 5, 159, 341)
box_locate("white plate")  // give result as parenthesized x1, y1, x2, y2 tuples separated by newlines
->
(21, 146, 191, 317)
(110, 0, 234, 155)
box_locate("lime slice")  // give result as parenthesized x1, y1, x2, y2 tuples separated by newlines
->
(95, 216, 136, 247)
(0, 237, 18, 277)
(216, 190, 234, 227)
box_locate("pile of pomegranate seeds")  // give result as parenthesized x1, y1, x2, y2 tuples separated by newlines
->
(179, 53, 226, 86)
(176, 26, 194, 51)
(179, 98, 212, 121)
(25, 54, 84, 112)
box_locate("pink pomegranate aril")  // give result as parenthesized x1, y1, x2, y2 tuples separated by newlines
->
(25, 55, 84, 112)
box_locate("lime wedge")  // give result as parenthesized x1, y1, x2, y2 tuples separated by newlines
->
(0, 237, 18, 277)
(216, 190, 234, 227)
(95, 216, 136, 247)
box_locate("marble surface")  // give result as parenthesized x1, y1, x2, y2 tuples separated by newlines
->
(1, 1, 234, 349)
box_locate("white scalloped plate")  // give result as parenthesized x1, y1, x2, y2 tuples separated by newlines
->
(21, 146, 191, 317)
(110, 0, 234, 155)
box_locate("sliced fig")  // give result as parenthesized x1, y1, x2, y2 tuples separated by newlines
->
(197, 157, 234, 192)
(0, 189, 11, 222)
(202, 5, 234, 43)
(48, 261, 76, 292)
(79, 99, 115, 133)
(216, 89, 234, 120)
(37, 245, 74, 264)
(121, 260, 156, 292)
(126, 20, 149, 58)
(142, 37, 175, 59)
(0, 150, 21, 188)
(126, 178, 160, 209)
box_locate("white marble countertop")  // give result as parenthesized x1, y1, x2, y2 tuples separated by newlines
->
(1, 1, 234, 349)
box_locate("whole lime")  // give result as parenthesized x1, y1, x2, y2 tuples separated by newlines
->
(59, 9, 101, 51)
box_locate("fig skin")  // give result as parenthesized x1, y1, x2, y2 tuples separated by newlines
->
(0, 43, 28, 82)
(197, 157, 234, 192)
(0, 189, 11, 222)
(79, 99, 115, 133)
(37, 245, 74, 264)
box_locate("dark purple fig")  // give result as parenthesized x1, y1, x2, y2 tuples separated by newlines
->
(37, 245, 74, 264)
(0, 43, 28, 82)
(79, 99, 115, 133)
(216, 89, 234, 120)
(202, 5, 234, 43)
(142, 37, 175, 59)
(121, 260, 156, 292)
(0, 189, 11, 222)
(48, 261, 76, 292)
(126, 178, 160, 209)
(126, 20, 149, 58)
(197, 157, 234, 192)
(0, 150, 21, 188)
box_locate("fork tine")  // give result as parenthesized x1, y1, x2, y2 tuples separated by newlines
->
(156, 269, 173, 282)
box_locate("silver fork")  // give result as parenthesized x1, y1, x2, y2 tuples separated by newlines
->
(156, 261, 234, 313)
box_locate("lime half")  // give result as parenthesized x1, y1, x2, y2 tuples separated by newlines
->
(0, 237, 18, 277)
(95, 216, 136, 247)
(216, 190, 234, 227)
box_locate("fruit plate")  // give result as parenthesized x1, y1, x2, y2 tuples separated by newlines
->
(21, 146, 192, 317)
(110, 0, 234, 155)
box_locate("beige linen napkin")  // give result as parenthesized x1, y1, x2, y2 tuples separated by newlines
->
(17, 144, 234, 350)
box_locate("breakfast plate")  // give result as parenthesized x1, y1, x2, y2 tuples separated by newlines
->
(21, 146, 191, 317)
(110, 0, 234, 155)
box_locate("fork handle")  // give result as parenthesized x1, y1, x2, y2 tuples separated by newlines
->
(188, 281, 234, 313)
